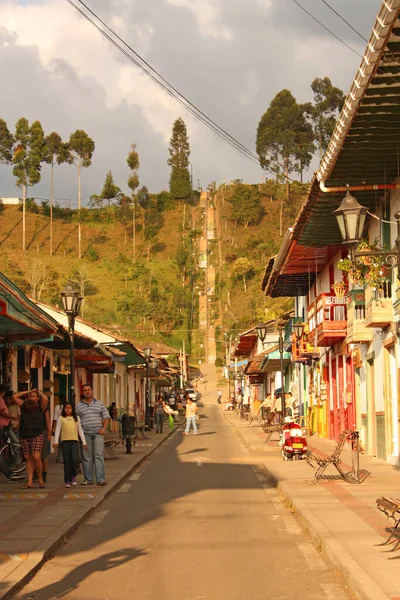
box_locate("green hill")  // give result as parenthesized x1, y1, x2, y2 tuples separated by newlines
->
(211, 180, 308, 335)
(0, 180, 308, 357)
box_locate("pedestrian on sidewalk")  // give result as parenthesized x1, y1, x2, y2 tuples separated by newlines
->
(217, 389, 222, 404)
(53, 403, 87, 488)
(4, 391, 20, 437)
(184, 398, 198, 435)
(12, 388, 49, 489)
(75, 384, 110, 487)
(52, 395, 67, 463)
(0, 387, 21, 472)
(153, 397, 166, 433)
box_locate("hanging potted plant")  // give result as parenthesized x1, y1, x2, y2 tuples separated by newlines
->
(337, 257, 366, 285)
(332, 280, 347, 298)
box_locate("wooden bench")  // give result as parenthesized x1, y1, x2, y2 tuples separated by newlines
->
(375, 497, 400, 557)
(306, 430, 370, 484)
(248, 411, 263, 427)
(262, 422, 282, 443)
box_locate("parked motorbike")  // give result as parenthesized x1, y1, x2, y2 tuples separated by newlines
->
(282, 418, 308, 461)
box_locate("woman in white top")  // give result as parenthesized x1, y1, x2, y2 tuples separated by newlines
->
(53, 403, 86, 488)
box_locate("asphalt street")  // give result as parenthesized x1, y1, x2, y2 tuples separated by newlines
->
(15, 399, 352, 600)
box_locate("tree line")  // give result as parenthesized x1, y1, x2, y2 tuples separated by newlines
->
(0, 115, 193, 261)
(256, 77, 344, 196)
(0, 118, 95, 257)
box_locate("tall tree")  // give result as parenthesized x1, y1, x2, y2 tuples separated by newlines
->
(0, 119, 13, 165)
(100, 170, 122, 207)
(127, 145, 139, 260)
(69, 130, 95, 259)
(232, 257, 253, 293)
(256, 90, 314, 233)
(309, 77, 344, 160)
(44, 132, 71, 256)
(230, 185, 263, 227)
(12, 118, 46, 251)
(168, 117, 191, 201)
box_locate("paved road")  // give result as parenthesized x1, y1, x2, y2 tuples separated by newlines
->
(16, 401, 352, 600)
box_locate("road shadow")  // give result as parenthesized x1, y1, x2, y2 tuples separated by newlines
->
(17, 548, 147, 599)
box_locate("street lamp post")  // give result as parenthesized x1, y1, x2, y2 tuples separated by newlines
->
(60, 284, 83, 406)
(333, 186, 400, 279)
(144, 345, 152, 430)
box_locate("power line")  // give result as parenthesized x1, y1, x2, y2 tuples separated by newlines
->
(320, 0, 369, 43)
(65, 0, 261, 166)
(291, 0, 363, 58)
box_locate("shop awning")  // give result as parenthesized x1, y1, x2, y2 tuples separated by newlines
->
(261, 350, 291, 373)
(0, 273, 59, 343)
(104, 341, 145, 366)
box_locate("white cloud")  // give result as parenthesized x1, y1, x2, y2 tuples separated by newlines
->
(167, 0, 233, 39)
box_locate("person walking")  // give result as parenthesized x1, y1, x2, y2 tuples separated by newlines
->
(12, 388, 48, 489)
(217, 389, 222, 404)
(153, 397, 166, 434)
(52, 396, 67, 463)
(53, 403, 87, 488)
(75, 383, 110, 487)
(184, 397, 198, 436)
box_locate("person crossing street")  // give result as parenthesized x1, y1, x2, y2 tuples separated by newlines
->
(183, 397, 198, 436)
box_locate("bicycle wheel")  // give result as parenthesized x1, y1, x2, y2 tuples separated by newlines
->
(0, 443, 25, 474)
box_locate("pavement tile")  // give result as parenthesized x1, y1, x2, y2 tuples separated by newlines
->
(223, 409, 400, 600)
(0, 422, 182, 600)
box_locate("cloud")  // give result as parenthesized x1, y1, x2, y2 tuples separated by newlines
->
(0, 0, 381, 202)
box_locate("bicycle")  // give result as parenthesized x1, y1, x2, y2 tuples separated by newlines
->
(0, 427, 25, 474)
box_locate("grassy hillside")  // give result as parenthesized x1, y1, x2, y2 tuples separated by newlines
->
(0, 200, 204, 351)
(0, 180, 308, 358)
(212, 180, 309, 336)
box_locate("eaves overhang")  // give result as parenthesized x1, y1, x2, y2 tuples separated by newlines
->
(318, 1, 400, 186)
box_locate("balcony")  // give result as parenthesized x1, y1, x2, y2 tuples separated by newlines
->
(291, 329, 320, 363)
(308, 293, 347, 347)
(346, 290, 373, 343)
(365, 284, 393, 328)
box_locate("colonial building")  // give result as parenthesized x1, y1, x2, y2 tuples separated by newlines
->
(262, 0, 400, 464)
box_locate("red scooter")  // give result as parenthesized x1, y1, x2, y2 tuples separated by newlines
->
(282, 418, 308, 461)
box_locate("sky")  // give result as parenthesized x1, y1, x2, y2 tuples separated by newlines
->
(0, 0, 381, 206)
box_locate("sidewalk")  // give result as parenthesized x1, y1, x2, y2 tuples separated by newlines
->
(0, 424, 180, 600)
(223, 409, 400, 600)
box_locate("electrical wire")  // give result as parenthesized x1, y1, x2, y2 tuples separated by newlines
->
(65, 0, 260, 166)
(290, 0, 363, 57)
(65, 0, 301, 183)
(320, 0, 369, 43)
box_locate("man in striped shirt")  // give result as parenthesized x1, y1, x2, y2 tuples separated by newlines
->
(75, 384, 110, 486)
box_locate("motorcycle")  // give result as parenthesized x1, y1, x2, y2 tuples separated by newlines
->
(282, 417, 308, 461)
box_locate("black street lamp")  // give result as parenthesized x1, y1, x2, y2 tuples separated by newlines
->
(60, 284, 82, 405)
(333, 187, 400, 280)
(292, 318, 304, 340)
(256, 321, 267, 346)
(144, 345, 152, 429)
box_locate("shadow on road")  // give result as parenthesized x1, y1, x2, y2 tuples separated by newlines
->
(17, 548, 147, 600)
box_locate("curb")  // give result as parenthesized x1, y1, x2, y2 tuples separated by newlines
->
(0, 424, 180, 600)
(223, 410, 390, 600)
